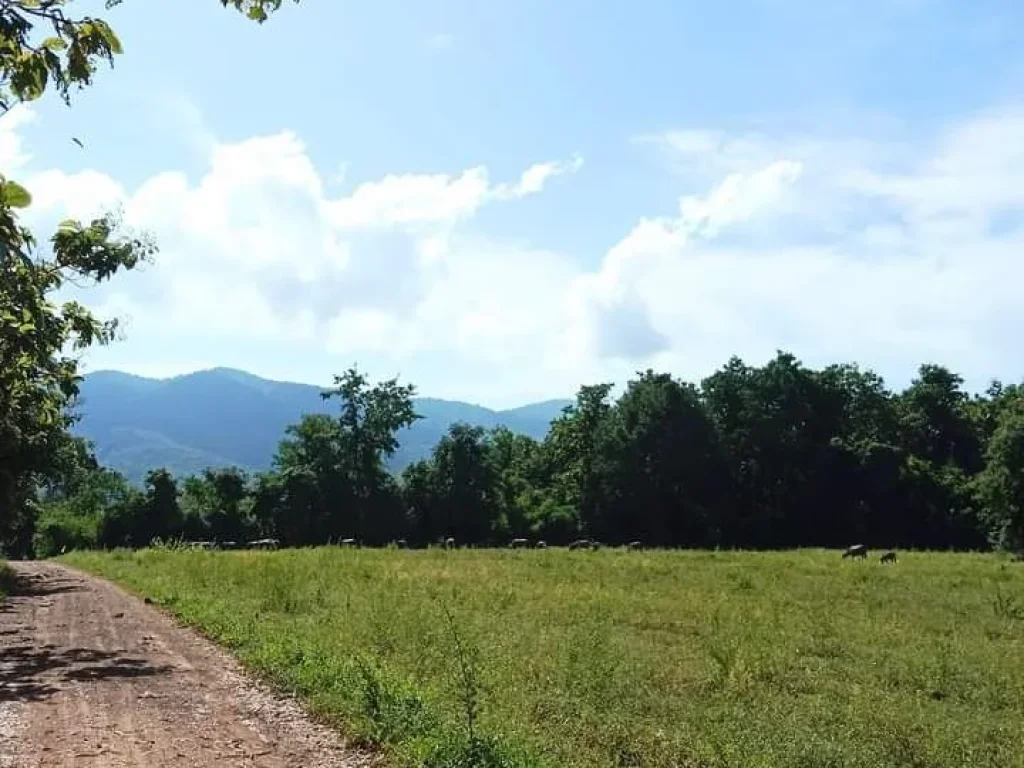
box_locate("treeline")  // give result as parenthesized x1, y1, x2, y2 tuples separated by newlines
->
(20, 354, 1024, 557)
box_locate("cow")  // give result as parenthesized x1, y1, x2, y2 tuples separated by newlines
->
(842, 544, 868, 559)
(444, 537, 456, 550)
(247, 538, 279, 550)
(626, 541, 642, 550)
(340, 538, 357, 548)
(510, 538, 530, 549)
(535, 540, 547, 549)
(568, 539, 591, 550)
(880, 551, 898, 564)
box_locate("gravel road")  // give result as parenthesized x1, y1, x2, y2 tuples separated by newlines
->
(0, 561, 375, 767)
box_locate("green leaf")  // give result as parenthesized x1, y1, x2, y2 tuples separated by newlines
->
(1, 180, 33, 208)
(41, 37, 68, 52)
(94, 21, 124, 55)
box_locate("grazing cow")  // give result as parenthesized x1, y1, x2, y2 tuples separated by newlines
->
(248, 538, 279, 551)
(340, 538, 357, 548)
(568, 539, 591, 550)
(510, 538, 529, 549)
(395, 539, 408, 549)
(627, 541, 642, 550)
(589, 541, 602, 551)
(444, 537, 456, 550)
(535, 540, 547, 549)
(842, 544, 868, 559)
(880, 551, 898, 564)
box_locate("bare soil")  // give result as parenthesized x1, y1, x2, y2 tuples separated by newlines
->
(0, 561, 377, 767)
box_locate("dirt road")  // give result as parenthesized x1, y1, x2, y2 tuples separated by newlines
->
(0, 561, 375, 767)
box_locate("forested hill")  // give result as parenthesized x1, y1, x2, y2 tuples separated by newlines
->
(72, 369, 570, 483)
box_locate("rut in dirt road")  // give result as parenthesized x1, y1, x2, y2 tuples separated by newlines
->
(0, 561, 376, 768)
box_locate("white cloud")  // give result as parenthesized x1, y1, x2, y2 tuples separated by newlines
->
(6, 100, 1024, 405)
(494, 155, 585, 199)
(328, 167, 490, 229)
(0, 104, 34, 171)
(571, 107, 1024, 390)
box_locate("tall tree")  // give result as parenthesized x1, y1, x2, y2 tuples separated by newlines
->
(595, 371, 728, 546)
(975, 400, 1024, 552)
(543, 383, 614, 535)
(429, 423, 500, 544)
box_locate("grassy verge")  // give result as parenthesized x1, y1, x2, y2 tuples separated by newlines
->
(64, 548, 1024, 768)
(0, 561, 16, 598)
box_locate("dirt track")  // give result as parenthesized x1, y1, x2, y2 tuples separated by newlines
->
(0, 561, 375, 767)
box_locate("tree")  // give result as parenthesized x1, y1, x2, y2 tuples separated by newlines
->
(702, 353, 844, 547)
(319, 367, 420, 542)
(486, 427, 541, 539)
(542, 383, 614, 535)
(401, 460, 437, 545)
(429, 423, 500, 544)
(899, 365, 982, 473)
(594, 371, 728, 546)
(975, 400, 1024, 551)
(179, 467, 253, 542)
(0, 0, 296, 544)
(34, 463, 133, 555)
(266, 368, 420, 544)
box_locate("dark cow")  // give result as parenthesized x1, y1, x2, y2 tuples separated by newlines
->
(842, 544, 868, 559)
(510, 538, 530, 549)
(444, 537, 456, 550)
(880, 551, 898, 564)
(568, 539, 591, 550)
(340, 538, 357, 548)
(626, 541, 642, 550)
(535, 540, 548, 549)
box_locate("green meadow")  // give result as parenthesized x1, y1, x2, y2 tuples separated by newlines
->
(64, 548, 1024, 768)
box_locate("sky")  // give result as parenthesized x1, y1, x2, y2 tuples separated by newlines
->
(3, 0, 1024, 408)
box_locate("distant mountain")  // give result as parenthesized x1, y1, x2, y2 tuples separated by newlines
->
(72, 368, 571, 484)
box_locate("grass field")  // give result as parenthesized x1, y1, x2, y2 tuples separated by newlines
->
(0, 562, 13, 597)
(64, 548, 1024, 768)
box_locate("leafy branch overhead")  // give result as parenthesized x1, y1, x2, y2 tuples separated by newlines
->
(0, 0, 298, 112)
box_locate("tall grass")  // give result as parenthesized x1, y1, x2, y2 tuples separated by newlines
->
(0, 562, 14, 597)
(64, 548, 1024, 768)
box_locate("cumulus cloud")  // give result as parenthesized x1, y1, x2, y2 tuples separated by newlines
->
(5, 101, 1024, 403)
(575, 108, 1024, 389)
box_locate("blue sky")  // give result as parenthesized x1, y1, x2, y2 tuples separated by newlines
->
(4, 0, 1024, 407)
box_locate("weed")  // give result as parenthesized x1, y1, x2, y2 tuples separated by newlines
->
(992, 587, 1024, 621)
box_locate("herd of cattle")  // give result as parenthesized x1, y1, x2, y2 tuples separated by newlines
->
(179, 537, 643, 551)
(843, 544, 899, 563)
(179, 538, 898, 561)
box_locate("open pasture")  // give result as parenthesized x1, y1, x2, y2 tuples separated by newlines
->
(63, 548, 1024, 768)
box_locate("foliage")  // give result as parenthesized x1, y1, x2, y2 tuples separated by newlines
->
(976, 399, 1024, 552)
(65, 547, 1024, 768)
(264, 367, 420, 545)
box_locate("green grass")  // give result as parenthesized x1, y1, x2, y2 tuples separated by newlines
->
(63, 548, 1024, 768)
(0, 561, 14, 597)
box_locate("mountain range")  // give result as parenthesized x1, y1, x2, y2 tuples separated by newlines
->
(72, 368, 571, 484)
